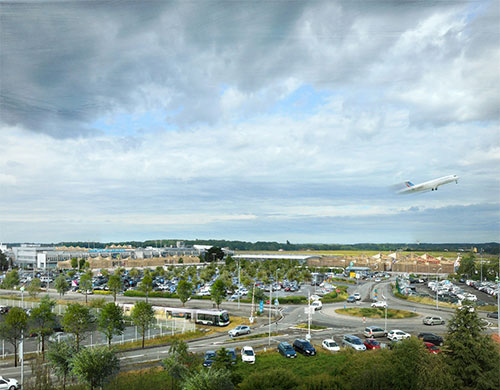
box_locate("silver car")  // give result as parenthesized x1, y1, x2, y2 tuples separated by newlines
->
(423, 316, 445, 326)
(364, 326, 387, 338)
(342, 335, 366, 351)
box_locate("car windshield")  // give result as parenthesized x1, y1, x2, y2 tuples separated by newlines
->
(352, 339, 363, 345)
(284, 345, 294, 351)
(205, 352, 216, 359)
(327, 342, 338, 347)
(244, 349, 254, 356)
(368, 340, 380, 346)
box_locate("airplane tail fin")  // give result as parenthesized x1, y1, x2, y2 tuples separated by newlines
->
(404, 181, 415, 188)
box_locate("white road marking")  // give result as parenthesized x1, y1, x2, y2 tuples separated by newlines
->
(119, 354, 144, 360)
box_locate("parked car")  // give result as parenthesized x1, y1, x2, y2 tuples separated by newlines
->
(278, 342, 297, 358)
(417, 332, 443, 346)
(48, 332, 74, 343)
(363, 326, 387, 338)
(311, 300, 322, 311)
(371, 300, 387, 308)
(0, 376, 19, 390)
(423, 342, 441, 354)
(202, 350, 217, 367)
(353, 293, 361, 301)
(423, 316, 445, 326)
(228, 325, 251, 337)
(321, 339, 340, 352)
(293, 339, 317, 356)
(342, 335, 367, 351)
(387, 330, 410, 341)
(346, 296, 356, 303)
(364, 338, 381, 350)
(241, 346, 255, 364)
(487, 312, 498, 319)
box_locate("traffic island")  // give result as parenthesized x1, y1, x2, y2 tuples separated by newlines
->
(335, 307, 418, 319)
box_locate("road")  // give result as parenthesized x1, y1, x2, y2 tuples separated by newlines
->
(1, 277, 497, 382)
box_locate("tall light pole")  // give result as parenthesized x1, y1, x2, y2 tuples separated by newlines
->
(382, 294, 387, 332)
(237, 258, 241, 310)
(436, 267, 442, 309)
(497, 253, 499, 338)
(268, 278, 272, 346)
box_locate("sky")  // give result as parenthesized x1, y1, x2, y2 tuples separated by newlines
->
(0, 0, 499, 244)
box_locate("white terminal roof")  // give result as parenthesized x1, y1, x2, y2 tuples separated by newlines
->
(233, 253, 320, 260)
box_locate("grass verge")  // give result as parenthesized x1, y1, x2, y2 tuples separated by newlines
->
(335, 307, 418, 319)
(114, 330, 205, 351)
(293, 323, 327, 330)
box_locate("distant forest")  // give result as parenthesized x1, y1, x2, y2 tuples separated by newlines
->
(10, 240, 499, 254)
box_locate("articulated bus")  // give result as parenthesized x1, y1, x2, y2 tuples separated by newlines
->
(119, 303, 230, 326)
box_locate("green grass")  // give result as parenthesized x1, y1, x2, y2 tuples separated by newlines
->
(293, 323, 327, 330)
(227, 332, 280, 342)
(335, 307, 418, 319)
(115, 330, 205, 351)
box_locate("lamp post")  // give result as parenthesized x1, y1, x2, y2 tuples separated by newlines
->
(436, 267, 442, 310)
(268, 278, 272, 346)
(382, 294, 387, 333)
(237, 258, 241, 310)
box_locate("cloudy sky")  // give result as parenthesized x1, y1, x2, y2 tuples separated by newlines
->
(1, 0, 499, 244)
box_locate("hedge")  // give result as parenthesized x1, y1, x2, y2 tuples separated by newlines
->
(123, 290, 212, 300)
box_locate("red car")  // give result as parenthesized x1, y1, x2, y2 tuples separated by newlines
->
(424, 342, 441, 354)
(364, 338, 381, 350)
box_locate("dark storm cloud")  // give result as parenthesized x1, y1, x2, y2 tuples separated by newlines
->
(1, 0, 485, 138)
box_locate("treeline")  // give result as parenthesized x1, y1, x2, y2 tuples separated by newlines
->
(45, 240, 500, 254)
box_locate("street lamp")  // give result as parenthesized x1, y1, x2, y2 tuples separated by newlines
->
(382, 294, 387, 333)
(436, 267, 442, 309)
(237, 258, 241, 310)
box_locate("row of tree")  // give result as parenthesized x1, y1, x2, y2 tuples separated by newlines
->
(0, 296, 161, 366)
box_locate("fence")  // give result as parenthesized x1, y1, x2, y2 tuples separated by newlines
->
(0, 298, 196, 360)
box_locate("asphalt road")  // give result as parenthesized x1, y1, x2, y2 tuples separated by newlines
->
(1, 277, 498, 383)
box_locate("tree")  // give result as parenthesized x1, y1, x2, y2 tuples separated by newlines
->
(61, 303, 94, 352)
(30, 295, 56, 356)
(211, 279, 226, 309)
(28, 277, 42, 298)
(71, 346, 120, 390)
(213, 347, 232, 371)
(162, 340, 192, 390)
(70, 258, 78, 269)
(100, 269, 109, 278)
(177, 279, 192, 307)
(239, 367, 299, 390)
(129, 268, 139, 279)
(79, 270, 93, 304)
(139, 273, 153, 302)
(0, 251, 9, 271)
(47, 340, 76, 390)
(130, 301, 155, 349)
(107, 273, 122, 302)
(182, 368, 234, 390)
(457, 253, 476, 279)
(79, 258, 86, 269)
(444, 306, 500, 389)
(0, 307, 28, 366)
(54, 274, 69, 298)
(2, 269, 19, 289)
(98, 303, 125, 346)
(205, 247, 225, 263)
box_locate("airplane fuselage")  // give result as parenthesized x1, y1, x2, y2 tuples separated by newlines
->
(398, 175, 459, 194)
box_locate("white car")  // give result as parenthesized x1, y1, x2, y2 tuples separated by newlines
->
(353, 293, 361, 301)
(311, 300, 322, 311)
(309, 294, 321, 302)
(371, 301, 387, 308)
(241, 346, 255, 364)
(387, 330, 411, 341)
(0, 376, 19, 390)
(321, 339, 340, 352)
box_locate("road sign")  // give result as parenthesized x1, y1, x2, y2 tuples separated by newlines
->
(20, 286, 25, 292)
(274, 298, 279, 306)
(349, 261, 354, 267)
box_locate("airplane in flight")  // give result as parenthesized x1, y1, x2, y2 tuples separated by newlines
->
(397, 174, 459, 194)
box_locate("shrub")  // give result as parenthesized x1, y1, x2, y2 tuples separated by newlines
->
(239, 368, 300, 390)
